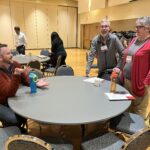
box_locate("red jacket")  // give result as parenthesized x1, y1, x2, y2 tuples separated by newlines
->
(121, 37, 150, 97)
(0, 61, 29, 104)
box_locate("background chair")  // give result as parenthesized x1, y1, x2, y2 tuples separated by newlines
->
(5, 134, 52, 150)
(44, 56, 62, 76)
(28, 60, 41, 70)
(5, 134, 74, 150)
(29, 69, 43, 79)
(121, 127, 150, 150)
(110, 112, 146, 135)
(86, 52, 98, 69)
(0, 126, 21, 150)
(11, 50, 19, 56)
(81, 132, 125, 150)
(43, 137, 74, 150)
(40, 49, 50, 56)
(55, 65, 74, 76)
(40, 49, 50, 72)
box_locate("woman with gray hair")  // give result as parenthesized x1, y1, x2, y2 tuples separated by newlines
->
(118, 16, 150, 126)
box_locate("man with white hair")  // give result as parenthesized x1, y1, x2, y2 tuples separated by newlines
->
(86, 19, 125, 80)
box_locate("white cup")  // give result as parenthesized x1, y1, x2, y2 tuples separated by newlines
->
(94, 79, 101, 87)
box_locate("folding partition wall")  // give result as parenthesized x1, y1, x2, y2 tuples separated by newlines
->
(0, 0, 77, 49)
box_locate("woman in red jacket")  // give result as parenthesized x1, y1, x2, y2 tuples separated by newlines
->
(114, 16, 150, 126)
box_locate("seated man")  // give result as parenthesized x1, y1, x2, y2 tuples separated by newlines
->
(0, 43, 48, 131)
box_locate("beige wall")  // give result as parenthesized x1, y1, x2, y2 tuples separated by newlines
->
(0, 0, 77, 49)
(78, 0, 150, 47)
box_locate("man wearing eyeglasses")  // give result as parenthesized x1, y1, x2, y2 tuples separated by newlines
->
(86, 19, 125, 80)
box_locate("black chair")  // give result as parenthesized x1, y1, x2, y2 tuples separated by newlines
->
(55, 65, 74, 76)
(29, 69, 43, 79)
(44, 56, 62, 76)
(5, 134, 74, 150)
(5, 134, 52, 150)
(28, 60, 41, 70)
(43, 137, 74, 150)
(0, 126, 21, 150)
(121, 127, 150, 150)
(11, 50, 19, 56)
(110, 112, 146, 135)
(40, 49, 50, 56)
(81, 132, 125, 150)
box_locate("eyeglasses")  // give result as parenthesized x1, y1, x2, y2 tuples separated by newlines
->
(135, 25, 145, 29)
(101, 25, 109, 28)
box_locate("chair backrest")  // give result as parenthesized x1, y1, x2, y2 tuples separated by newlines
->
(40, 49, 50, 56)
(0, 126, 21, 150)
(11, 50, 19, 56)
(29, 69, 43, 79)
(28, 60, 41, 70)
(121, 127, 150, 150)
(55, 56, 62, 70)
(5, 134, 52, 150)
(55, 65, 74, 76)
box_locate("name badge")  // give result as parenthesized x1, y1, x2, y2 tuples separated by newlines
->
(126, 55, 132, 63)
(101, 45, 108, 52)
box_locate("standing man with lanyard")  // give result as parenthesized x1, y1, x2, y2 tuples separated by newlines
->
(86, 19, 124, 80)
(14, 26, 27, 55)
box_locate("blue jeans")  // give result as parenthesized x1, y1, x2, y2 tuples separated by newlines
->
(0, 104, 26, 127)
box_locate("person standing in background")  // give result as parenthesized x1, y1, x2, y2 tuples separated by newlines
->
(14, 26, 27, 55)
(49, 32, 67, 67)
(86, 19, 124, 80)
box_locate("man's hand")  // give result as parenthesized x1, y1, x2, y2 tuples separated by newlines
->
(113, 67, 120, 74)
(85, 73, 89, 77)
(14, 66, 32, 75)
(14, 68, 25, 75)
(24, 66, 32, 75)
(36, 79, 48, 87)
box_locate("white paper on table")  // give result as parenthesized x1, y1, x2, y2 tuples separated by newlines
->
(105, 92, 135, 101)
(83, 77, 104, 84)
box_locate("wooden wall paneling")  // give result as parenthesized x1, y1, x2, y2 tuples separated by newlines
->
(83, 24, 90, 49)
(111, 19, 136, 31)
(36, 4, 49, 48)
(23, 3, 37, 49)
(47, 5, 58, 47)
(58, 6, 68, 47)
(90, 23, 99, 40)
(0, 0, 13, 48)
(67, 7, 77, 48)
(10, 1, 25, 48)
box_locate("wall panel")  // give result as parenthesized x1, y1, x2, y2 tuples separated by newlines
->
(47, 5, 58, 46)
(36, 4, 49, 48)
(0, 0, 13, 47)
(67, 7, 77, 47)
(10, 1, 25, 48)
(24, 3, 37, 49)
(58, 6, 68, 47)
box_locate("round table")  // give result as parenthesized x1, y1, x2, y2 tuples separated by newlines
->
(8, 76, 131, 125)
(12, 55, 49, 65)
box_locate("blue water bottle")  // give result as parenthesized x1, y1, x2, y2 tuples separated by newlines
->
(29, 73, 38, 94)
